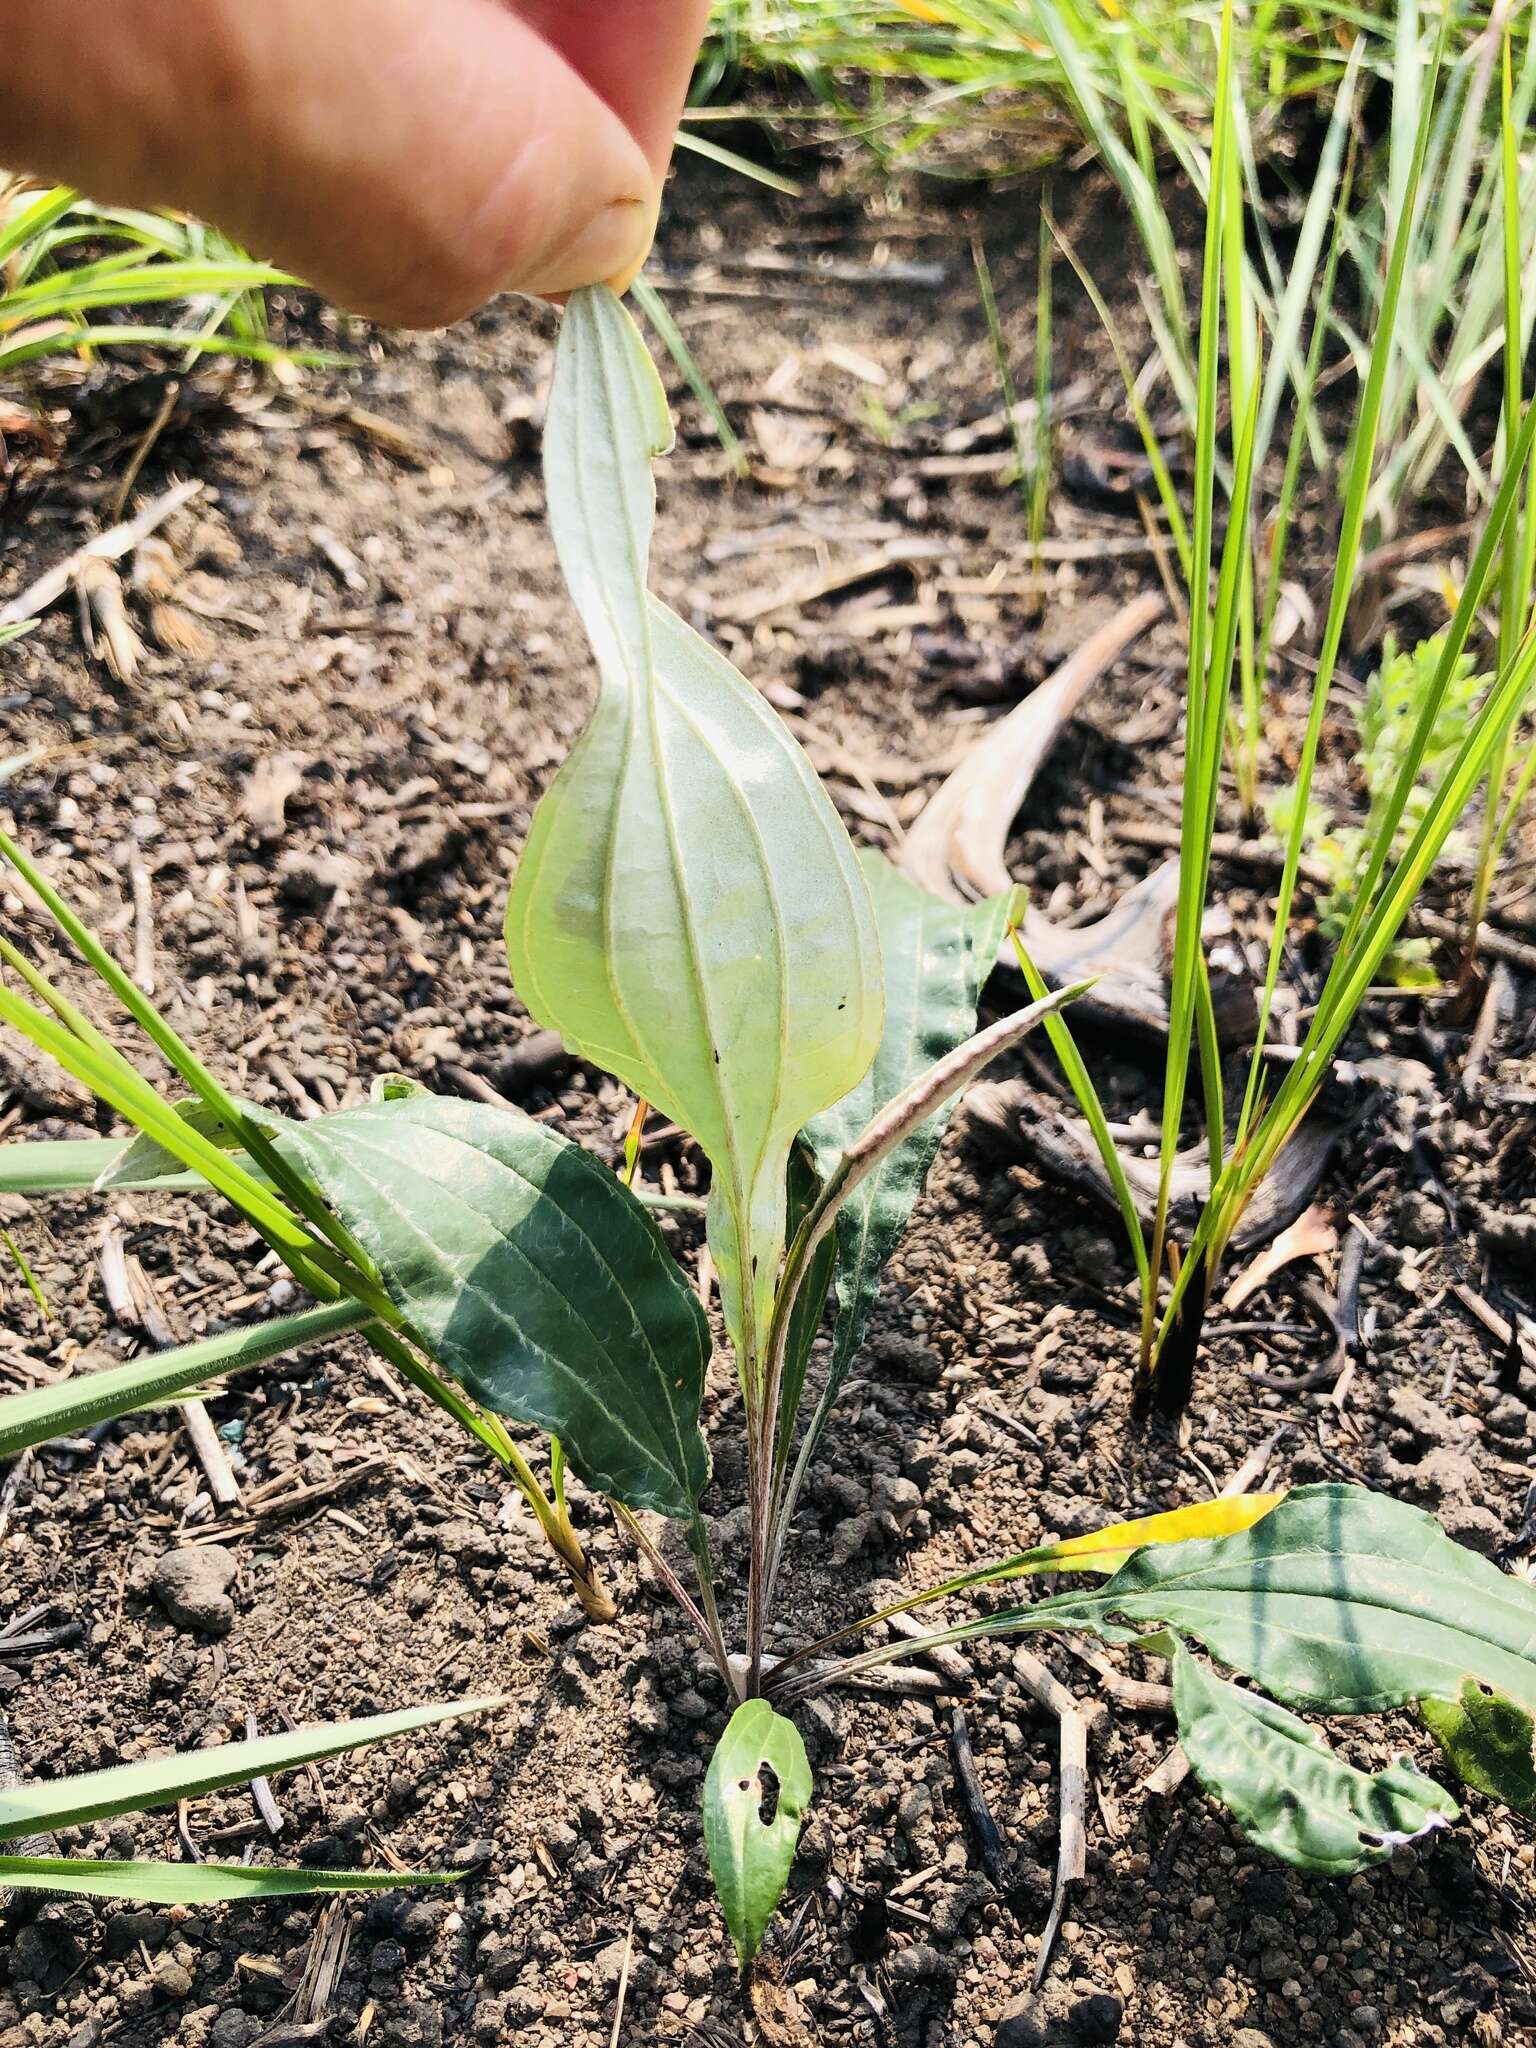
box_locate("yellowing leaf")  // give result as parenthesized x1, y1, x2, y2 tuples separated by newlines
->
(1016, 1491, 1287, 1578)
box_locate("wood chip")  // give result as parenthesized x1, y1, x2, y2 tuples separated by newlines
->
(1011, 1646, 1089, 1989)
(0, 479, 203, 629)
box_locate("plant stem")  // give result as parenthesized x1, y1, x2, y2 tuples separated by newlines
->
(613, 1503, 727, 1680)
(689, 1510, 738, 1700)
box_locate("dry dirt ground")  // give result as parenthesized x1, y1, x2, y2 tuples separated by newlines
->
(0, 150, 1534, 2048)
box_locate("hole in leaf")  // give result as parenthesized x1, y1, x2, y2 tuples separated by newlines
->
(757, 1762, 781, 1829)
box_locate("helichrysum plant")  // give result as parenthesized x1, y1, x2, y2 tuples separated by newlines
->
(2, 286, 1536, 1967)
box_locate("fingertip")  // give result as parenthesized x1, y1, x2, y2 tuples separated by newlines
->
(518, 187, 656, 303)
(604, 188, 663, 297)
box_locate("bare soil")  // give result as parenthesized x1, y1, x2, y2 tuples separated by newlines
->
(1, 151, 1533, 2048)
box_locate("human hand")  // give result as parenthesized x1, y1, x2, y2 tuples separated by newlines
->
(0, 1, 712, 326)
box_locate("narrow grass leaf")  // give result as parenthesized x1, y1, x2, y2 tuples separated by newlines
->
(0, 1856, 453, 1904)
(0, 1697, 507, 1842)
(0, 1300, 372, 1462)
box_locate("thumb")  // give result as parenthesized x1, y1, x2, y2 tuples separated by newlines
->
(0, 0, 662, 327)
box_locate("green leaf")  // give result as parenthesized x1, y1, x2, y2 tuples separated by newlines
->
(95, 1096, 296, 1190)
(1000, 1484, 1536, 1802)
(803, 854, 1009, 1389)
(703, 1699, 813, 1971)
(275, 1092, 710, 1518)
(0, 1695, 504, 1842)
(0, 1299, 372, 1462)
(0, 1855, 452, 1903)
(503, 286, 882, 1376)
(1170, 1641, 1459, 1876)
(1420, 1679, 1536, 1813)
(0, 1135, 197, 1194)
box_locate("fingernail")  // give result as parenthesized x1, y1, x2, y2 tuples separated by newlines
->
(605, 188, 663, 296)
(522, 191, 652, 299)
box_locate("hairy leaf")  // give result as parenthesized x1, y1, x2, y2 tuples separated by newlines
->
(1171, 1642, 1459, 1875)
(504, 286, 882, 1375)
(999, 1484, 1536, 1799)
(0, 1696, 504, 1841)
(0, 1855, 452, 1903)
(276, 1093, 711, 1518)
(803, 854, 1010, 1391)
(703, 1699, 813, 1970)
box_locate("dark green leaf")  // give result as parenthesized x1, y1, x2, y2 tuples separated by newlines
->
(277, 1093, 710, 1518)
(703, 1699, 813, 1970)
(992, 1484, 1536, 1802)
(1419, 1679, 1536, 1813)
(1170, 1641, 1459, 1875)
(802, 853, 1009, 1391)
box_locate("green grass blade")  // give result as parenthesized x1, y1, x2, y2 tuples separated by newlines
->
(0, 830, 383, 1291)
(1253, 42, 1361, 497)
(672, 129, 803, 195)
(1235, 27, 1447, 1153)
(0, 185, 79, 265)
(0, 1299, 372, 1461)
(0, 1856, 453, 1903)
(1046, 208, 1190, 578)
(630, 277, 749, 478)
(1006, 919, 1149, 1291)
(1148, 0, 1238, 1329)
(972, 228, 1032, 522)
(0, 975, 356, 1289)
(0, 327, 343, 374)
(0, 1697, 507, 1841)
(1470, 20, 1530, 954)
(1031, 202, 1054, 560)
(1239, 624, 1536, 1203)
(1029, 0, 1194, 422)
(1, 1228, 49, 1319)
(2, 257, 292, 314)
